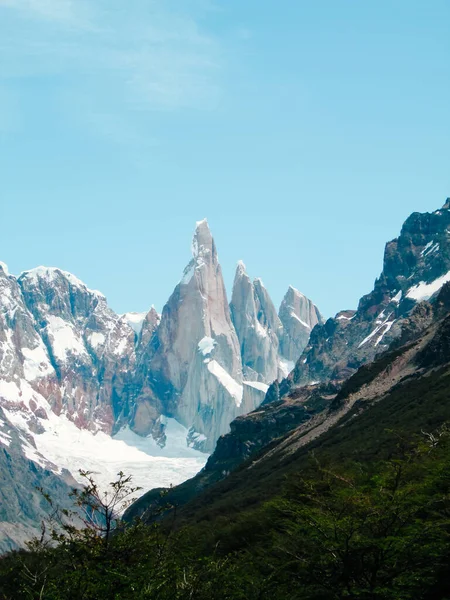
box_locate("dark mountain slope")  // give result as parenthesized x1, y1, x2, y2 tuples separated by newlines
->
(125, 285, 450, 546)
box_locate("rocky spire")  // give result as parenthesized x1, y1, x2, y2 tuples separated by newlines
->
(278, 286, 323, 362)
(230, 263, 281, 383)
(135, 221, 265, 451)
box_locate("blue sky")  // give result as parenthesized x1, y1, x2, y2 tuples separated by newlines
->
(1, 0, 449, 317)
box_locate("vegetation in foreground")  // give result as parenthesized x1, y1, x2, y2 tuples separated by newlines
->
(0, 425, 449, 600)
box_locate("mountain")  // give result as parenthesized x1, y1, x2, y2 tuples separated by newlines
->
(0, 221, 320, 548)
(125, 280, 450, 538)
(133, 221, 270, 452)
(277, 285, 323, 367)
(125, 199, 450, 524)
(230, 261, 282, 384)
(288, 199, 450, 388)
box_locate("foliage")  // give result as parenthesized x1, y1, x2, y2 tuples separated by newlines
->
(1, 430, 450, 599)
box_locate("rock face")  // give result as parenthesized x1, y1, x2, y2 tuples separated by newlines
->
(230, 262, 282, 384)
(290, 200, 450, 388)
(132, 222, 269, 451)
(126, 280, 450, 529)
(15, 266, 137, 433)
(278, 286, 323, 363)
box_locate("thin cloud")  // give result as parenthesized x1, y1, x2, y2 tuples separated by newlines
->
(0, 0, 223, 145)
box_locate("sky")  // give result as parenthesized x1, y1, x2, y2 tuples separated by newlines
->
(1, 0, 449, 318)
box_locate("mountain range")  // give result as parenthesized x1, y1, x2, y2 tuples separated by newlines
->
(2, 199, 450, 554)
(0, 220, 320, 550)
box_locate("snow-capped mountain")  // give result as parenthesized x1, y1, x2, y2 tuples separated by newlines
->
(288, 199, 450, 388)
(0, 219, 319, 548)
(131, 220, 310, 452)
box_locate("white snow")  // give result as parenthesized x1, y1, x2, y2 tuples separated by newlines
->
(196, 218, 208, 229)
(22, 345, 54, 381)
(20, 267, 105, 298)
(243, 381, 269, 393)
(358, 313, 394, 348)
(0, 431, 11, 447)
(421, 242, 440, 257)
(0, 262, 9, 275)
(421, 242, 434, 256)
(113, 337, 129, 355)
(34, 416, 207, 501)
(406, 271, 450, 302)
(0, 375, 207, 502)
(290, 312, 311, 329)
(89, 332, 105, 348)
(375, 321, 395, 346)
(288, 285, 305, 298)
(122, 312, 146, 335)
(198, 336, 216, 356)
(205, 359, 243, 407)
(45, 316, 88, 361)
(278, 357, 295, 378)
(0, 379, 25, 405)
(255, 320, 268, 338)
(391, 290, 402, 305)
(189, 431, 207, 445)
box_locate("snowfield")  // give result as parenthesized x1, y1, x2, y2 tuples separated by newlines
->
(33, 416, 208, 501)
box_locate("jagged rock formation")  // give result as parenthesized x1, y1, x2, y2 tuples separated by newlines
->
(290, 199, 450, 387)
(0, 406, 76, 553)
(0, 221, 319, 461)
(278, 285, 323, 366)
(230, 261, 282, 384)
(132, 222, 269, 452)
(125, 280, 450, 527)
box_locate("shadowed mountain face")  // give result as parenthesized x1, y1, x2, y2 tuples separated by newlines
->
(288, 200, 450, 388)
(125, 280, 450, 529)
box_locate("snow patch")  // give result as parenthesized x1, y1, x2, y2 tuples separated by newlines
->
(255, 320, 268, 338)
(198, 336, 216, 356)
(406, 271, 450, 302)
(122, 312, 146, 335)
(375, 321, 395, 346)
(20, 267, 105, 298)
(89, 332, 105, 348)
(290, 311, 311, 329)
(0, 262, 9, 275)
(278, 357, 295, 378)
(0, 431, 11, 447)
(421, 242, 440, 257)
(243, 381, 269, 393)
(33, 416, 207, 501)
(45, 316, 88, 361)
(113, 337, 129, 355)
(358, 313, 394, 348)
(391, 290, 402, 305)
(205, 359, 243, 407)
(22, 345, 54, 381)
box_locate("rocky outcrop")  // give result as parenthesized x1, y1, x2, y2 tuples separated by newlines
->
(291, 200, 450, 388)
(17, 267, 137, 432)
(0, 406, 76, 553)
(278, 286, 323, 366)
(126, 277, 450, 527)
(133, 221, 268, 451)
(230, 262, 281, 384)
